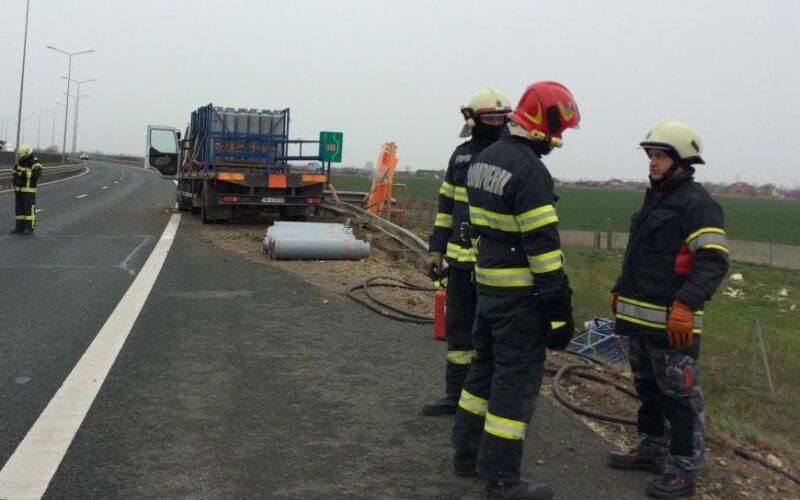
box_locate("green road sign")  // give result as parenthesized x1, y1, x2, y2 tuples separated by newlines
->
(319, 131, 343, 163)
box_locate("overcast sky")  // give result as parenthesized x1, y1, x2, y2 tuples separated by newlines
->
(2, 0, 798, 186)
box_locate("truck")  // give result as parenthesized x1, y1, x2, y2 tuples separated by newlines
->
(145, 104, 341, 223)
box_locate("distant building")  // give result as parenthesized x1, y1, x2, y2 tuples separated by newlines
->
(725, 181, 756, 195)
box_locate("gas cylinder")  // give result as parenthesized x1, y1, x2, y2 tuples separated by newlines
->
(433, 287, 447, 341)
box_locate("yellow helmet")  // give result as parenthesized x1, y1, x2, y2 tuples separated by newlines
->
(459, 86, 512, 138)
(16, 144, 33, 160)
(640, 119, 704, 165)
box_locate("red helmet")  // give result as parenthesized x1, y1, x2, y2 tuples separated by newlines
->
(510, 81, 580, 147)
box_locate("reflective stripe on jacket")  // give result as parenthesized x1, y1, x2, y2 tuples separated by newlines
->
(614, 172, 729, 335)
(465, 134, 566, 298)
(429, 139, 494, 269)
(13, 159, 42, 193)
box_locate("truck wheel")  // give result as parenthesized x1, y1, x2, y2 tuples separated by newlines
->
(201, 183, 212, 224)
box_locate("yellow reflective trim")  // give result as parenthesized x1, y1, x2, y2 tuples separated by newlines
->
(528, 249, 563, 274)
(446, 242, 476, 263)
(550, 321, 566, 329)
(484, 411, 527, 440)
(700, 244, 729, 253)
(686, 227, 726, 242)
(458, 389, 488, 417)
(615, 313, 665, 329)
(469, 206, 519, 232)
(447, 349, 475, 365)
(454, 186, 468, 203)
(439, 181, 455, 198)
(435, 213, 453, 228)
(618, 296, 667, 311)
(515, 204, 558, 232)
(475, 266, 533, 287)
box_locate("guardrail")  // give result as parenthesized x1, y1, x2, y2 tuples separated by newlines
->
(0, 164, 86, 191)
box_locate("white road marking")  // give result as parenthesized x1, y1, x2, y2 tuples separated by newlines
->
(0, 214, 182, 499)
(76, 194, 87, 199)
(35, 209, 43, 213)
(101, 186, 108, 190)
(114, 181, 119, 184)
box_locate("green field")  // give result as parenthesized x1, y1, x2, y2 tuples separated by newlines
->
(330, 172, 800, 246)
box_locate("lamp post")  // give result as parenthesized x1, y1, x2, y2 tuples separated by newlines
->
(63, 77, 95, 157)
(15, 0, 31, 150)
(46, 109, 62, 151)
(32, 112, 45, 149)
(47, 45, 94, 163)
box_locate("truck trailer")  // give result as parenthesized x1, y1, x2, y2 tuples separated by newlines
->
(145, 104, 338, 223)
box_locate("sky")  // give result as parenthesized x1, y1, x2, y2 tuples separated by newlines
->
(1, 0, 799, 187)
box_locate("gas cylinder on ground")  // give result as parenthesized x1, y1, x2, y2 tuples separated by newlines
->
(433, 286, 447, 341)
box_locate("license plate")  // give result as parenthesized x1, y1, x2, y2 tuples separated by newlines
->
(261, 197, 285, 204)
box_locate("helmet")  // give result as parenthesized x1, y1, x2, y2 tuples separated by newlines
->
(459, 86, 512, 138)
(509, 81, 580, 147)
(16, 144, 33, 160)
(640, 119, 704, 165)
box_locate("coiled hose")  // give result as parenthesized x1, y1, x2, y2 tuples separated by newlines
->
(346, 276, 435, 323)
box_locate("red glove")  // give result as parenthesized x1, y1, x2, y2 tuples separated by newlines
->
(611, 293, 618, 316)
(666, 300, 694, 349)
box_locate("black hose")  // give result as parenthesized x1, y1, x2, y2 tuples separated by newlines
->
(346, 276, 435, 323)
(733, 447, 800, 485)
(551, 357, 638, 426)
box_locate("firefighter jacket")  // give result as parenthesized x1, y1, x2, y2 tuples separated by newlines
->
(429, 138, 494, 269)
(614, 172, 729, 336)
(13, 157, 43, 193)
(465, 135, 567, 299)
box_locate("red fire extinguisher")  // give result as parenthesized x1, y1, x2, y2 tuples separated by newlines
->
(434, 285, 447, 341)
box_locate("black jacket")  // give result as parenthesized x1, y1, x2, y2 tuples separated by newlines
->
(465, 134, 566, 299)
(614, 172, 729, 335)
(429, 138, 494, 269)
(13, 156, 42, 192)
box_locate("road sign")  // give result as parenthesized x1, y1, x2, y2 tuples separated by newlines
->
(319, 131, 343, 163)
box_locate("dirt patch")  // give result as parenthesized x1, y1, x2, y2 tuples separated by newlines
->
(203, 220, 799, 499)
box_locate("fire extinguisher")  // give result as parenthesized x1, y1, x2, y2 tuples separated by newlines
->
(433, 279, 447, 341)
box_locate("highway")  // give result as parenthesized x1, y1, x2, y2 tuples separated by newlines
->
(0, 162, 650, 499)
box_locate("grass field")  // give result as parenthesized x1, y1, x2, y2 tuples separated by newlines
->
(330, 172, 800, 246)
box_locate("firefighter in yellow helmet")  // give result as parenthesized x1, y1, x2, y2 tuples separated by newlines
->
(424, 86, 512, 416)
(10, 144, 43, 235)
(609, 119, 729, 498)
(452, 81, 580, 499)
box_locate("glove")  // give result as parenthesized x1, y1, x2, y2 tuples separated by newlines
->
(425, 252, 443, 281)
(544, 286, 575, 351)
(611, 293, 618, 316)
(666, 300, 694, 350)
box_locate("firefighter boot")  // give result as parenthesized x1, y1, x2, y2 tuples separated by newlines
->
(9, 228, 24, 234)
(422, 395, 458, 416)
(452, 452, 477, 477)
(608, 447, 665, 474)
(486, 479, 553, 500)
(646, 472, 696, 498)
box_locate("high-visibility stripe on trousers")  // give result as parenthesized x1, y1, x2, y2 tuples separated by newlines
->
(451, 293, 548, 483)
(443, 266, 477, 398)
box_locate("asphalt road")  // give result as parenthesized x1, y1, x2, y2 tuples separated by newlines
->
(1, 163, 651, 499)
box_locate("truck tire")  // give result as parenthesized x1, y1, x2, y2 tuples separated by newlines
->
(201, 182, 212, 224)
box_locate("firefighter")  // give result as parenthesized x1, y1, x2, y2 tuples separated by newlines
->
(10, 144, 42, 235)
(609, 119, 729, 498)
(423, 86, 512, 416)
(451, 81, 580, 500)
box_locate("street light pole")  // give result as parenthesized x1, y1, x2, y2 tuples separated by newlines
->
(15, 0, 31, 150)
(63, 77, 95, 156)
(32, 112, 45, 149)
(47, 45, 94, 163)
(46, 109, 62, 150)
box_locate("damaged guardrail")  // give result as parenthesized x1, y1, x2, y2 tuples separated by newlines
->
(0, 163, 86, 191)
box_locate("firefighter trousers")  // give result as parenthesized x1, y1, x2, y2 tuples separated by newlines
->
(629, 335, 705, 478)
(14, 191, 36, 231)
(443, 266, 478, 397)
(451, 293, 549, 482)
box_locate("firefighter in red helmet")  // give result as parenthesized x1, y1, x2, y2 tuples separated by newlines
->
(609, 119, 729, 498)
(451, 81, 579, 500)
(423, 86, 512, 416)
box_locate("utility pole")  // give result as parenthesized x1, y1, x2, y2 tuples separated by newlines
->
(15, 0, 32, 150)
(47, 45, 94, 163)
(32, 112, 45, 149)
(46, 109, 62, 150)
(62, 77, 95, 158)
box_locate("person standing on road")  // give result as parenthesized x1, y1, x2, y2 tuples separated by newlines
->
(609, 119, 729, 499)
(452, 81, 580, 500)
(424, 86, 513, 416)
(10, 144, 42, 235)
